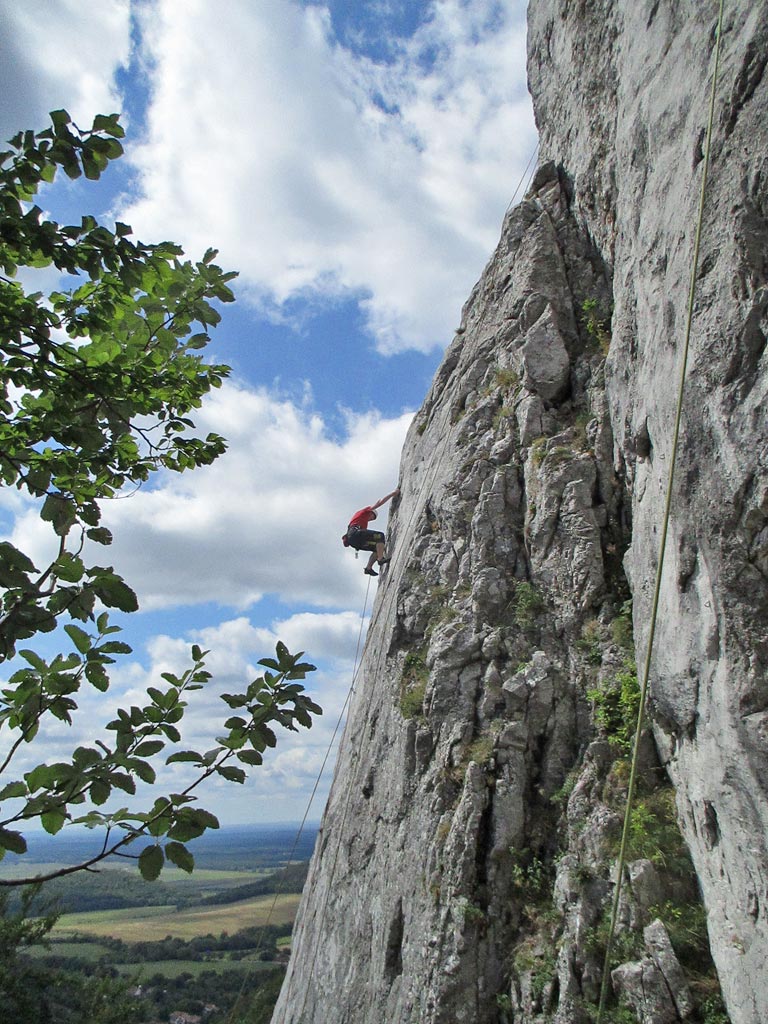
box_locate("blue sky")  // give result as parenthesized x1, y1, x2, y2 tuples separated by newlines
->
(0, 0, 535, 826)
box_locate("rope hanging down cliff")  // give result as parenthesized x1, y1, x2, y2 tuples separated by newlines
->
(596, 1, 727, 1019)
(271, 144, 547, 1019)
(292, 420, 458, 1023)
(225, 574, 373, 1024)
(229, 444, 457, 1023)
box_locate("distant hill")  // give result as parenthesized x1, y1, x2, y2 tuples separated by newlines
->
(0, 823, 319, 873)
(15, 858, 310, 915)
(199, 860, 310, 905)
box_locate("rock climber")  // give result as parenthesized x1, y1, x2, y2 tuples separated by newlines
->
(343, 488, 400, 576)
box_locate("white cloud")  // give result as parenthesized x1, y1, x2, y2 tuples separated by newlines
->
(0, 0, 535, 830)
(121, 0, 535, 352)
(0, 0, 131, 142)
(8, 380, 411, 613)
(101, 382, 410, 611)
(0, 610, 364, 823)
(143, 616, 362, 821)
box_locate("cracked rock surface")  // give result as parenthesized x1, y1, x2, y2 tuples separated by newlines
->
(272, 3, 766, 1022)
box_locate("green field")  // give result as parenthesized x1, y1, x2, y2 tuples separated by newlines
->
(54, 893, 301, 941)
(114, 958, 279, 980)
(0, 861, 267, 886)
(25, 941, 112, 961)
(160, 867, 269, 884)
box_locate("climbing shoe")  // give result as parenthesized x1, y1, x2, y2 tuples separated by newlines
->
(364, 567, 378, 576)
(378, 557, 391, 566)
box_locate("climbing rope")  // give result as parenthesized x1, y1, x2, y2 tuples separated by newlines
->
(505, 141, 540, 214)
(596, 1, 726, 1019)
(292, 413, 461, 1021)
(225, 575, 373, 1024)
(275, 146, 544, 1017)
(293, 603, 395, 1024)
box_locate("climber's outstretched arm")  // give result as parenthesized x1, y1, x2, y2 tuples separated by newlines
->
(371, 487, 400, 511)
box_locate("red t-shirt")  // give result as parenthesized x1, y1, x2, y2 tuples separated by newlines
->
(348, 506, 377, 529)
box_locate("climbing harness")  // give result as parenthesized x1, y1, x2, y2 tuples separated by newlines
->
(293, 426, 457, 1021)
(596, 2, 726, 1019)
(258, 143, 541, 1013)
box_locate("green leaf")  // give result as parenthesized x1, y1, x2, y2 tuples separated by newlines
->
(221, 694, 248, 708)
(165, 819, 201, 843)
(0, 543, 38, 587)
(81, 338, 122, 366)
(54, 551, 85, 583)
(41, 809, 67, 835)
(217, 765, 246, 784)
(92, 113, 122, 135)
(50, 109, 71, 128)
(236, 750, 263, 766)
(24, 465, 52, 496)
(165, 840, 194, 873)
(19, 649, 48, 672)
(86, 527, 113, 546)
(186, 333, 209, 350)
(134, 740, 164, 757)
(0, 782, 28, 800)
(191, 808, 219, 830)
(89, 779, 111, 805)
(91, 572, 139, 612)
(85, 662, 110, 691)
(72, 746, 101, 767)
(65, 623, 92, 654)
(166, 806, 219, 843)
(110, 773, 136, 795)
(166, 751, 202, 765)
(41, 493, 77, 536)
(25, 763, 64, 792)
(138, 843, 164, 881)
(131, 760, 156, 784)
(0, 830, 27, 855)
(97, 641, 132, 655)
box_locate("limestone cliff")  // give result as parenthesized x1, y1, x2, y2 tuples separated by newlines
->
(272, 2, 767, 1023)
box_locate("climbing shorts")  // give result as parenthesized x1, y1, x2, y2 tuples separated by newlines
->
(346, 527, 385, 552)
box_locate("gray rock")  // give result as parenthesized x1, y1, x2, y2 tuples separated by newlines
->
(272, 3, 767, 1022)
(612, 920, 694, 1024)
(520, 303, 571, 401)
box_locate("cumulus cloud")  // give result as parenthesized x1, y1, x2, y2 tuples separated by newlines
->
(1, 609, 366, 823)
(0, 0, 131, 142)
(121, 0, 535, 352)
(8, 380, 411, 613)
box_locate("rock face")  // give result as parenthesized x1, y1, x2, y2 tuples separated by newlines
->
(272, 3, 767, 1023)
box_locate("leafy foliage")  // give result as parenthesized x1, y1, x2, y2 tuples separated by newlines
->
(399, 648, 428, 719)
(587, 662, 640, 752)
(0, 112, 322, 880)
(0, 886, 61, 1021)
(0, 110, 232, 660)
(580, 297, 611, 355)
(512, 580, 544, 628)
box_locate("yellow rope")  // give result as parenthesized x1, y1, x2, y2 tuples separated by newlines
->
(596, 1, 726, 1018)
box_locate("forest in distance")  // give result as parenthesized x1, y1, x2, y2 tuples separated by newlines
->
(2, 823, 320, 1023)
(1, 822, 320, 872)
